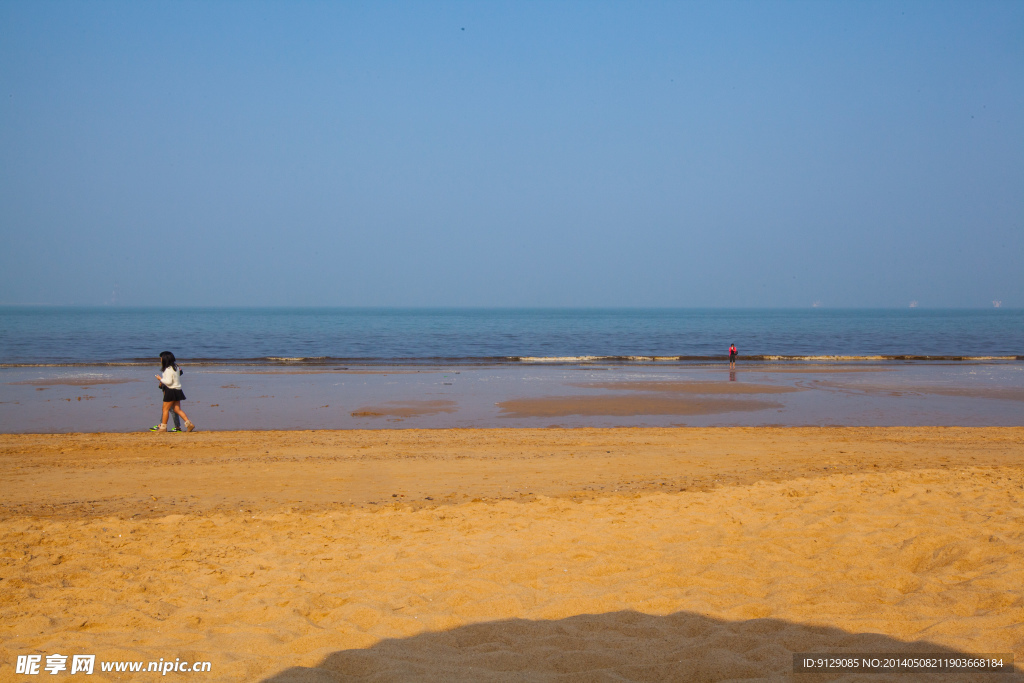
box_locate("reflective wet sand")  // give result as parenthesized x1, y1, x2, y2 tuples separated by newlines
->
(495, 395, 783, 418)
(2, 361, 1021, 432)
(565, 380, 800, 394)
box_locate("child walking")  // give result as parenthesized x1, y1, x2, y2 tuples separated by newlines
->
(154, 367, 184, 431)
(166, 364, 184, 431)
(151, 351, 196, 432)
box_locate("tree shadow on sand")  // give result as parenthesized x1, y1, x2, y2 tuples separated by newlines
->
(263, 610, 1019, 682)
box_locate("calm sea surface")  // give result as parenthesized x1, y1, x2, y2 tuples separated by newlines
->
(0, 307, 1021, 365)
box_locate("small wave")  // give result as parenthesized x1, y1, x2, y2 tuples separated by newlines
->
(516, 355, 689, 362)
(762, 355, 888, 361)
(515, 354, 1022, 363)
(516, 356, 607, 362)
(2, 354, 1020, 369)
(761, 355, 1020, 361)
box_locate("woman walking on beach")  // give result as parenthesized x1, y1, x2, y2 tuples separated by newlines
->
(729, 343, 738, 368)
(152, 351, 196, 432)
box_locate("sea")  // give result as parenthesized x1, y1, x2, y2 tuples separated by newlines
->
(1, 307, 1021, 432)
(1, 307, 1021, 365)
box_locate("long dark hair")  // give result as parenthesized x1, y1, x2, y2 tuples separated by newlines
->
(159, 351, 178, 372)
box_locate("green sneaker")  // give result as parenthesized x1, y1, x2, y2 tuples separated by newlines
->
(169, 427, 182, 432)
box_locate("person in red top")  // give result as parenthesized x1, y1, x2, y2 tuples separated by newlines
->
(729, 343, 737, 368)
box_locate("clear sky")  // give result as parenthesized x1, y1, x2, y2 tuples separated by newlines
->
(1, 1, 1021, 307)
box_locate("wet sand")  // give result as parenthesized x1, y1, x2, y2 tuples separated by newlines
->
(207, 370, 426, 375)
(7, 378, 142, 386)
(496, 395, 783, 418)
(742, 365, 898, 374)
(350, 400, 459, 420)
(1, 427, 1022, 681)
(809, 381, 1024, 402)
(4, 361, 1024, 431)
(566, 380, 800, 394)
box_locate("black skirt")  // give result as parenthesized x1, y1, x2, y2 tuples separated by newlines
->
(162, 387, 186, 402)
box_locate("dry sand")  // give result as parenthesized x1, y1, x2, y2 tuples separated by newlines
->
(1, 427, 1022, 681)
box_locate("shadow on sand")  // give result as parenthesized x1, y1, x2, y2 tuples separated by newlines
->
(263, 610, 1019, 682)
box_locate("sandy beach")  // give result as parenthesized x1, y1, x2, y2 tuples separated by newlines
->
(1, 427, 1022, 681)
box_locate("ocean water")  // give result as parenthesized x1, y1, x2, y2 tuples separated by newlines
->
(2, 308, 1022, 432)
(0, 307, 1021, 365)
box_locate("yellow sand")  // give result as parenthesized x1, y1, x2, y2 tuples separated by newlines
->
(1, 428, 1022, 681)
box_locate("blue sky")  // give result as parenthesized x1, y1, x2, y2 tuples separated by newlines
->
(1, 1, 1021, 307)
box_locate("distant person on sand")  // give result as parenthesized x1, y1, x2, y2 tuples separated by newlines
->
(729, 343, 738, 368)
(151, 351, 195, 433)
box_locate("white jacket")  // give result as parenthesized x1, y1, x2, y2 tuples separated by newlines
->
(160, 366, 182, 390)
